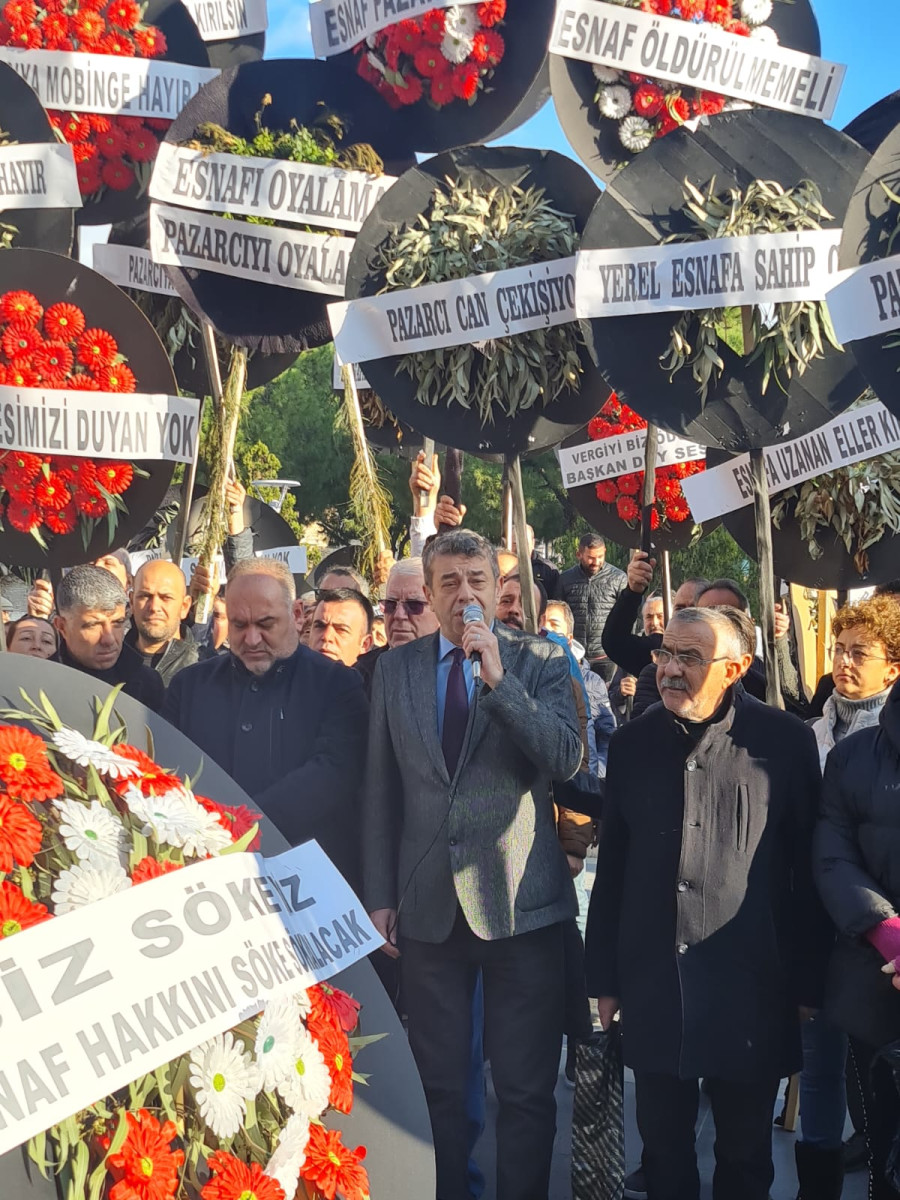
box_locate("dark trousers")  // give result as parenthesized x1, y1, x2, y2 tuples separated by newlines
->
(401, 910, 565, 1200)
(633, 1071, 781, 1200)
(849, 1037, 900, 1198)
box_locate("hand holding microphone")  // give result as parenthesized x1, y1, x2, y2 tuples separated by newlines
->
(461, 603, 504, 689)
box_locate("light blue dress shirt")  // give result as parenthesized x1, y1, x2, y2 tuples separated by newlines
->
(436, 632, 476, 737)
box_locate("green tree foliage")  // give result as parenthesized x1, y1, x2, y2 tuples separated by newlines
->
(234, 440, 304, 542)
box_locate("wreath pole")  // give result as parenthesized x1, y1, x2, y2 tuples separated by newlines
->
(419, 437, 435, 512)
(661, 549, 673, 624)
(341, 363, 392, 580)
(750, 446, 782, 709)
(501, 461, 513, 549)
(440, 448, 465, 533)
(640, 422, 659, 554)
(508, 454, 537, 634)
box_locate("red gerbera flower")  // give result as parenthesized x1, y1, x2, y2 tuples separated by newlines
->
(8, 23, 40, 46)
(33, 341, 74, 384)
(634, 82, 665, 118)
(317, 1025, 355, 1113)
(616, 495, 640, 523)
(452, 61, 481, 101)
(478, 29, 504, 66)
(88, 113, 113, 135)
(1, 324, 41, 360)
(76, 489, 109, 518)
(301, 1126, 369, 1200)
(0, 726, 61, 804)
(53, 458, 95, 492)
(1, 449, 41, 486)
(6, 357, 39, 386)
(131, 856, 182, 885)
(421, 8, 445, 42)
(678, 0, 706, 14)
(41, 11, 70, 43)
(76, 160, 103, 195)
(201, 1151, 284, 1200)
(595, 480, 618, 504)
(0, 880, 49, 938)
(132, 25, 166, 56)
(108, 1109, 184, 1200)
(393, 72, 423, 105)
(389, 18, 422, 52)
(641, 0, 672, 11)
(94, 461, 133, 495)
(3, 0, 35, 23)
(666, 496, 692, 523)
(111, 744, 183, 796)
(77, 327, 118, 368)
(649, 507, 660, 530)
(68, 371, 100, 390)
(725, 18, 750, 35)
(413, 44, 443, 76)
(44, 302, 86, 341)
(126, 128, 158, 162)
(476, 0, 505, 27)
(101, 158, 135, 191)
(97, 363, 136, 393)
(34, 471, 70, 511)
(99, 31, 135, 55)
(108, 0, 139, 28)
(94, 124, 129, 158)
(6, 497, 41, 531)
(71, 9, 104, 43)
(0, 290, 41, 326)
(44, 501, 77, 535)
(693, 90, 726, 116)
(429, 66, 456, 106)
(59, 112, 91, 144)
(196, 796, 261, 848)
(617, 472, 642, 496)
(0, 794, 42, 871)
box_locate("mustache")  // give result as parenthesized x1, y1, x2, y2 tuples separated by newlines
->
(660, 678, 689, 691)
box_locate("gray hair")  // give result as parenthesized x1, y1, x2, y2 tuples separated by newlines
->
(57, 564, 128, 615)
(545, 600, 575, 638)
(317, 564, 369, 597)
(387, 557, 425, 588)
(422, 529, 499, 586)
(643, 591, 663, 609)
(669, 605, 755, 658)
(227, 558, 296, 604)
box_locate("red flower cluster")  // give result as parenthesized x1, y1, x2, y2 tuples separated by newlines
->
(353, 2, 505, 109)
(0, 0, 169, 200)
(0, 291, 138, 543)
(588, 393, 705, 529)
(301, 1124, 369, 1200)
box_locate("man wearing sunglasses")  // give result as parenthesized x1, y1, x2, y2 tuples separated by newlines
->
(586, 605, 829, 1200)
(354, 559, 440, 696)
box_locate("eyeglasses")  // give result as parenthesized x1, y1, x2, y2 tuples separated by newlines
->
(834, 646, 894, 667)
(382, 598, 428, 616)
(651, 648, 733, 670)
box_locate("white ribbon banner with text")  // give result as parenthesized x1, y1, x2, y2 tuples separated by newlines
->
(183, 0, 268, 39)
(825, 253, 900, 344)
(549, 0, 845, 120)
(575, 229, 843, 319)
(681, 400, 900, 523)
(0, 386, 200, 463)
(0, 47, 219, 118)
(329, 256, 578, 363)
(150, 202, 352, 294)
(92, 243, 178, 297)
(0, 143, 81, 210)
(0, 842, 379, 1156)
(310, 0, 477, 57)
(558, 427, 705, 487)
(151, 142, 396, 232)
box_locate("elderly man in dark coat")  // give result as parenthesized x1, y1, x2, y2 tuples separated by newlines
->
(586, 605, 828, 1200)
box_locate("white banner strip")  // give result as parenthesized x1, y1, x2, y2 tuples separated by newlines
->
(558, 426, 705, 487)
(92, 243, 178, 297)
(549, 0, 845, 120)
(0, 386, 199, 463)
(181, 546, 307, 576)
(150, 202, 351, 295)
(183, 0, 268, 39)
(0, 143, 81, 210)
(825, 253, 900, 344)
(151, 143, 396, 233)
(681, 400, 900, 523)
(329, 256, 577, 364)
(332, 352, 370, 390)
(575, 229, 842, 319)
(0, 47, 219, 119)
(310, 0, 477, 58)
(0, 842, 378, 1156)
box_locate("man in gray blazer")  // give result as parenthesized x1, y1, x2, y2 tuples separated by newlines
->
(362, 529, 582, 1200)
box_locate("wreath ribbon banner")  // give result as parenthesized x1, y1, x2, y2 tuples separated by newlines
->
(575, 227, 843, 319)
(0, 47, 219, 120)
(549, 0, 845, 120)
(682, 397, 900, 522)
(183, 0, 268, 40)
(0, 143, 81, 210)
(826, 252, 900, 343)
(309, 0, 480, 58)
(92, 242, 179, 297)
(0, 840, 378, 1158)
(0, 384, 200, 462)
(558, 425, 705, 487)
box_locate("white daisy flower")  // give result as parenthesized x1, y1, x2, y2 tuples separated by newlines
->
(592, 64, 622, 84)
(54, 799, 127, 867)
(189, 1031, 260, 1140)
(618, 115, 655, 153)
(750, 24, 779, 43)
(121, 785, 232, 858)
(50, 729, 142, 780)
(440, 30, 475, 63)
(740, 0, 772, 25)
(255, 997, 305, 1092)
(444, 5, 481, 38)
(597, 84, 632, 120)
(265, 1113, 311, 1199)
(276, 1026, 331, 1118)
(52, 862, 131, 915)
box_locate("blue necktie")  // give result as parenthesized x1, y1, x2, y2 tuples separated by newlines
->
(442, 647, 469, 776)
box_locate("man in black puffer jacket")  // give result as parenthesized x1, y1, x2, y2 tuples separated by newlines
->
(557, 534, 626, 683)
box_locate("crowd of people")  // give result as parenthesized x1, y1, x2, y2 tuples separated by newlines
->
(4, 455, 900, 1200)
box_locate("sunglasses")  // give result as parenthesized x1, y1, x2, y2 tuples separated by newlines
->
(383, 598, 428, 616)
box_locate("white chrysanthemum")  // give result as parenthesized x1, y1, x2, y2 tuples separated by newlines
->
(189, 1031, 260, 1139)
(276, 1026, 331, 1118)
(444, 4, 481, 38)
(255, 997, 305, 1092)
(265, 1113, 311, 1199)
(597, 84, 632, 120)
(50, 729, 142, 780)
(54, 799, 127, 867)
(592, 63, 621, 84)
(121, 785, 231, 857)
(52, 862, 131, 914)
(618, 115, 655, 153)
(750, 23, 779, 42)
(740, 0, 772, 25)
(440, 30, 475, 63)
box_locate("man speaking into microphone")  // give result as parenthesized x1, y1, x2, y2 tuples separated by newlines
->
(362, 529, 582, 1200)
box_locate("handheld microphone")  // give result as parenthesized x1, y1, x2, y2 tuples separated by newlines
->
(462, 603, 484, 680)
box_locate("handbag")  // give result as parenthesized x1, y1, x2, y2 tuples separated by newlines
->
(571, 1025, 625, 1200)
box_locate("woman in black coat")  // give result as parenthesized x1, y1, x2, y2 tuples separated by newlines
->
(814, 673, 900, 1199)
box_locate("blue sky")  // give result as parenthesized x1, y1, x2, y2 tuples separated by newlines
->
(265, 0, 895, 155)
